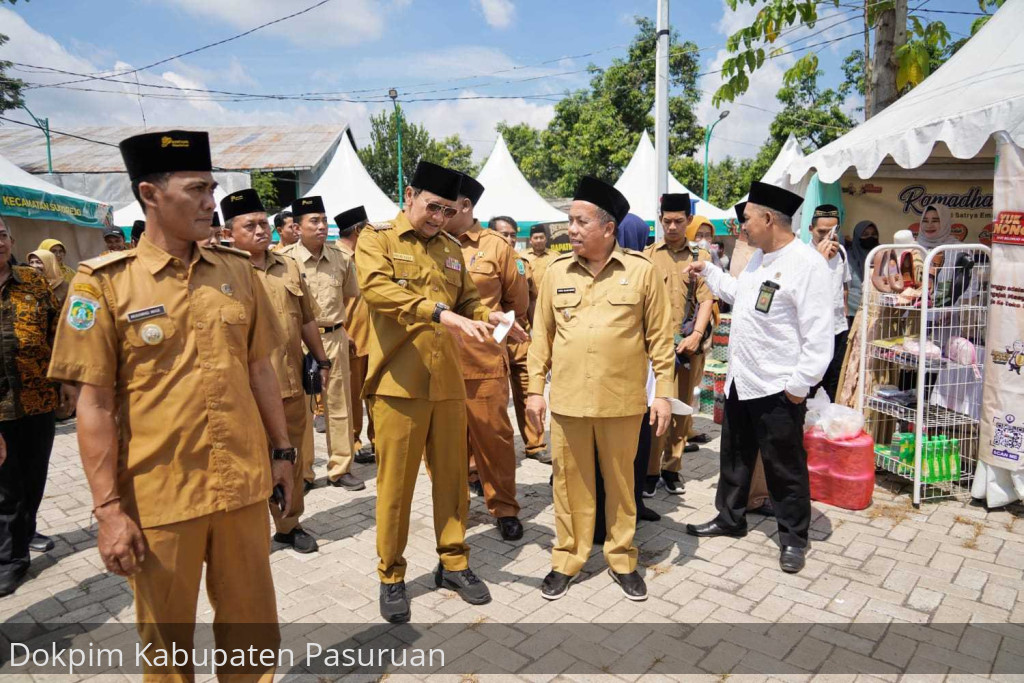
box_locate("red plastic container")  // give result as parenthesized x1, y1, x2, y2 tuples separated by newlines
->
(803, 428, 875, 510)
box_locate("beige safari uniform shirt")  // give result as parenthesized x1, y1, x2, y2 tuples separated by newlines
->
(643, 241, 713, 333)
(47, 237, 282, 529)
(527, 248, 675, 418)
(252, 250, 318, 399)
(340, 243, 370, 356)
(520, 248, 558, 291)
(279, 241, 359, 328)
(456, 221, 528, 379)
(355, 211, 493, 401)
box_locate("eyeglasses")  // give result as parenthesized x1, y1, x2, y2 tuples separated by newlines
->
(424, 200, 458, 220)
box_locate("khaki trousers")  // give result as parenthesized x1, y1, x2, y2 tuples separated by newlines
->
(649, 353, 705, 476)
(321, 327, 354, 481)
(465, 377, 519, 518)
(370, 396, 469, 583)
(130, 503, 279, 682)
(507, 339, 546, 454)
(551, 413, 644, 576)
(271, 394, 313, 534)
(349, 352, 373, 451)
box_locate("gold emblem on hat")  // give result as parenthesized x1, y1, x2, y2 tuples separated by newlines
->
(221, 283, 234, 296)
(141, 323, 164, 345)
(160, 136, 189, 149)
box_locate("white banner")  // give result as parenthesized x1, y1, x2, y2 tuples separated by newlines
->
(980, 137, 1024, 471)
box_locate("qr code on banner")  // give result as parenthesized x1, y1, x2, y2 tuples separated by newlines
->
(993, 420, 1024, 451)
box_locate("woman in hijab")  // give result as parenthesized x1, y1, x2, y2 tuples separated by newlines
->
(846, 220, 879, 324)
(26, 249, 69, 306)
(687, 215, 723, 268)
(37, 239, 76, 284)
(616, 212, 650, 251)
(916, 203, 957, 250)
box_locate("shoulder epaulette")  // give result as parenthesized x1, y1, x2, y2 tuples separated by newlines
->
(442, 231, 461, 246)
(622, 248, 654, 262)
(205, 243, 250, 258)
(552, 251, 574, 262)
(78, 250, 135, 274)
(372, 222, 394, 231)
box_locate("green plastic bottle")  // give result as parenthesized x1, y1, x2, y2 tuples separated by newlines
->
(937, 437, 949, 481)
(950, 438, 960, 482)
(921, 436, 932, 483)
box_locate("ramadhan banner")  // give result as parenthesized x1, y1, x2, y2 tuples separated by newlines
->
(0, 183, 113, 229)
(980, 138, 1024, 471)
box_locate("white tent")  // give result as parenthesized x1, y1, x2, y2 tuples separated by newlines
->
(299, 127, 398, 225)
(0, 152, 112, 266)
(730, 134, 811, 233)
(787, 0, 1024, 184)
(474, 135, 566, 229)
(113, 185, 229, 229)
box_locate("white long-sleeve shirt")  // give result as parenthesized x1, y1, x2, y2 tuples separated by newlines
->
(703, 238, 835, 400)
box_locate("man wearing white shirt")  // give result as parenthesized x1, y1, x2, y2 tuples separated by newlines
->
(684, 181, 833, 574)
(809, 204, 851, 402)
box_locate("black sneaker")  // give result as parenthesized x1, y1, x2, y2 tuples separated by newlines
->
(642, 475, 659, 498)
(354, 445, 376, 464)
(540, 570, 575, 600)
(434, 564, 491, 605)
(28, 533, 54, 553)
(379, 582, 411, 623)
(661, 471, 685, 496)
(274, 528, 319, 554)
(608, 569, 648, 601)
(468, 480, 484, 497)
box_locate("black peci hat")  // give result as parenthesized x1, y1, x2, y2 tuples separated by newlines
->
(292, 196, 326, 217)
(746, 181, 803, 218)
(812, 203, 840, 219)
(211, 211, 221, 228)
(458, 174, 485, 205)
(334, 206, 368, 235)
(220, 189, 266, 221)
(734, 202, 747, 223)
(660, 193, 691, 214)
(131, 220, 146, 242)
(410, 161, 462, 201)
(529, 224, 548, 236)
(573, 176, 630, 225)
(119, 130, 212, 181)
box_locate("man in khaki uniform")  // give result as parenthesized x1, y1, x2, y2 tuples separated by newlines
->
(222, 189, 332, 554)
(520, 224, 557, 290)
(643, 193, 714, 498)
(47, 131, 295, 680)
(335, 207, 376, 464)
(272, 211, 296, 252)
(527, 176, 674, 603)
(447, 177, 529, 541)
(356, 161, 526, 623)
(493, 216, 549, 463)
(280, 196, 364, 491)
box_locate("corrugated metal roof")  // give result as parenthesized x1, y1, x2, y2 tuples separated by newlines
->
(0, 124, 351, 174)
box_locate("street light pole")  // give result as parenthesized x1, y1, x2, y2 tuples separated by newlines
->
(702, 110, 730, 201)
(21, 104, 53, 174)
(654, 0, 670, 242)
(389, 88, 404, 209)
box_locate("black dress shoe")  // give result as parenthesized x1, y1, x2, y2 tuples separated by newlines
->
(683, 443, 700, 453)
(685, 520, 748, 538)
(303, 480, 316, 494)
(748, 499, 776, 517)
(608, 569, 648, 601)
(29, 533, 54, 553)
(274, 528, 319, 554)
(496, 517, 523, 541)
(689, 433, 711, 444)
(540, 570, 575, 600)
(328, 473, 365, 491)
(638, 506, 661, 522)
(0, 573, 20, 598)
(779, 546, 806, 573)
(379, 582, 411, 623)
(468, 480, 484, 497)
(354, 445, 376, 464)
(434, 564, 491, 605)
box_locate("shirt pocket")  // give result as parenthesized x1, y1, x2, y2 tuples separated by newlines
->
(392, 261, 420, 283)
(606, 289, 642, 327)
(218, 303, 249, 353)
(123, 317, 180, 375)
(284, 279, 304, 321)
(552, 290, 582, 328)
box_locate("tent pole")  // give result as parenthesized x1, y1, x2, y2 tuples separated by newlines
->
(21, 104, 53, 175)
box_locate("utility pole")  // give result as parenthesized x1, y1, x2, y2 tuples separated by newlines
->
(703, 110, 729, 201)
(654, 0, 669, 241)
(21, 104, 53, 175)
(389, 88, 404, 208)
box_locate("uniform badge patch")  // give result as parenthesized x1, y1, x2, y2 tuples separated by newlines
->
(516, 260, 526, 276)
(73, 283, 101, 298)
(67, 296, 99, 331)
(444, 257, 461, 272)
(140, 323, 164, 345)
(221, 283, 234, 296)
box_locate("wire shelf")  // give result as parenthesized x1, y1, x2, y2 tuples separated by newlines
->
(866, 395, 979, 429)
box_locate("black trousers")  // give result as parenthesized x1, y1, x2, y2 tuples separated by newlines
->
(594, 410, 652, 541)
(0, 412, 55, 577)
(716, 387, 810, 548)
(815, 330, 849, 402)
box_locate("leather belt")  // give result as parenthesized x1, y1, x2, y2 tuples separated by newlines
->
(319, 323, 344, 334)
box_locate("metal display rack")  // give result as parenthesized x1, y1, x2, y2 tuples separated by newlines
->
(856, 243, 991, 505)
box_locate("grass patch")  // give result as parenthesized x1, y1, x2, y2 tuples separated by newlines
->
(867, 501, 914, 525)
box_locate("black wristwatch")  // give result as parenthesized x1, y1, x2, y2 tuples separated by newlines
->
(271, 447, 297, 463)
(432, 302, 451, 323)
(316, 358, 332, 369)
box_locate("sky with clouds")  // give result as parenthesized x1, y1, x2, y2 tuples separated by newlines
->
(0, 0, 976, 164)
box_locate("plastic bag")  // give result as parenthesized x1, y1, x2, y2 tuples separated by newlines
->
(820, 404, 866, 440)
(804, 388, 831, 430)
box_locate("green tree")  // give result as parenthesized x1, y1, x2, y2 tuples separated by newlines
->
(0, 1, 26, 114)
(358, 106, 476, 202)
(249, 170, 280, 213)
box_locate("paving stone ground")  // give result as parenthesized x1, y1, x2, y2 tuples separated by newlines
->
(6, 408, 1024, 681)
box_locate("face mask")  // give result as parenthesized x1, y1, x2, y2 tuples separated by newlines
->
(697, 239, 710, 251)
(860, 236, 879, 249)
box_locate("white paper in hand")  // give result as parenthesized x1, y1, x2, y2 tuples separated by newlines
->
(492, 310, 515, 343)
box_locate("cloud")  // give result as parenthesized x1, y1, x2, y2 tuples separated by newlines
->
(158, 0, 395, 47)
(475, 0, 515, 29)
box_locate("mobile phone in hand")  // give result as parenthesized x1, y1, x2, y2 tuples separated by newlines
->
(270, 484, 286, 514)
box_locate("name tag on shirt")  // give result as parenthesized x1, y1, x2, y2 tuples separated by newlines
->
(445, 257, 462, 272)
(754, 281, 780, 314)
(556, 287, 576, 294)
(393, 253, 414, 262)
(127, 305, 166, 323)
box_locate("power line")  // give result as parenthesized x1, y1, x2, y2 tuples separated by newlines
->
(0, 115, 120, 148)
(23, 0, 338, 91)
